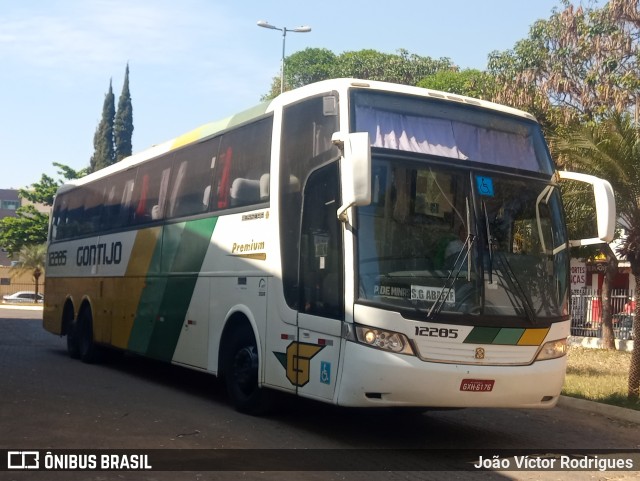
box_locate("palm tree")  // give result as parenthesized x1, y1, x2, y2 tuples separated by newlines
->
(11, 243, 46, 302)
(554, 113, 640, 400)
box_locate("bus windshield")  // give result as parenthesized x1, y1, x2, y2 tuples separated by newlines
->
(357, 159, 569, 323)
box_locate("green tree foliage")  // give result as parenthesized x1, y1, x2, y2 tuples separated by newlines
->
(554, 114, 640, 399)
(417, 69, 497, 99)
(0, 163, 86, 256)
(332, 48, 452, 85)
(90, 66, 135, 171)
(114, 63, 134, 161)
(0, 207, 49, 256)
(262, 48, 454, 99)
(89, 80, 116, 172)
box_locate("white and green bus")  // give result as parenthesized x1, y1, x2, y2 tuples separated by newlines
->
(44, 79, 615, 413)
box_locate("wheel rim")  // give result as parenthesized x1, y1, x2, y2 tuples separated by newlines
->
(232, 345, 258, 397)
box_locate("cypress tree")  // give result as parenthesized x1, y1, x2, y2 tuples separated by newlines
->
(89, 80, 116, 173)
(114, 63, 133, 161)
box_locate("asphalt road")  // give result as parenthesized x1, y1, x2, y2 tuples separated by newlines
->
(1, 307, 639, 481)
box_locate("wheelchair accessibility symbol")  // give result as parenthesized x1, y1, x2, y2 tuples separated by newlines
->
(476, 176, 494, 197)
(320, 361, 331, 385)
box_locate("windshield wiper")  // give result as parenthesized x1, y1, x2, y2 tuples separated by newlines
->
(493, 250, 537, 324)
(427, 233, 475, 319)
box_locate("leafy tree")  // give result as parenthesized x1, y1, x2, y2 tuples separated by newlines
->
(262, 48, 337, 100)
(10, 243, 46, 301)
(262, 48, 454, 99)
(0, 163, 86, 256)
(89, 79, 116, 172)
(417, 69, 497, 99)
(488, 0, 640, 126)
(554, 113, 640, 400)
(332, 48, 452, 85)
(0, 207, 49, 256)
(114, 63, 134, 161)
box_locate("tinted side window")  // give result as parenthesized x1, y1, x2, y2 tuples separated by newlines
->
(167, 137, 219, 219)
(102, 169, 137, 230)
(216, 117, 272, 210)
(131, 155, 173, 224)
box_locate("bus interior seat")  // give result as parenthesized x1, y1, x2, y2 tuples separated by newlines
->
(151, 205, 162, 220)
(288, 175, 300, 193)
(202, 185, 211, 208)
(260, 174, 269, 200)
(230, 178, 260, 206)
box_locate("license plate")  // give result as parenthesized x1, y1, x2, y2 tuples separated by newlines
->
(460, 379, 495, 392)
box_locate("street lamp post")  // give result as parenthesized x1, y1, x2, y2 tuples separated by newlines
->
(257, 20, 311, 94)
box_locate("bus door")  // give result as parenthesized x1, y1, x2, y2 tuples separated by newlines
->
(294, 162, 344, 401)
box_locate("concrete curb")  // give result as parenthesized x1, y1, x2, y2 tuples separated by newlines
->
(0, 304, 43, 311)
(558, 395, 640, 425)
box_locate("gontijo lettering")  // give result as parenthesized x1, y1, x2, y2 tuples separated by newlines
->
(76, 242, 122, 266)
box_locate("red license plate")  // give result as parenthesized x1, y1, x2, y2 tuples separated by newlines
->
(460, 379, 495, 392)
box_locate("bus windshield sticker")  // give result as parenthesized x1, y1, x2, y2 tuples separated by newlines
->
(476, 176, 494, 197)
(411, 285, 455, 304)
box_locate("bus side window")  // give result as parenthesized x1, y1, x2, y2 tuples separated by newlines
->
(168, 137, 219, 219)
(81, 181, 107, 235)
(131, 156, 172, 225)
(216, 117, 272, 210)
(51, 195, 69, 240)
(101, 170, 137, 230)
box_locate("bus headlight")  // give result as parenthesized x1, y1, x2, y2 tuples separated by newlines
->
(535, 338, 567, 361)
(354, 325, 414, 355)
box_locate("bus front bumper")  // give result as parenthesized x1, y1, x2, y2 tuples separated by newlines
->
(336, 341, 566, 409)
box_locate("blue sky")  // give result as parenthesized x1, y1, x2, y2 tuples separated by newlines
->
(1, 0, 576, 189)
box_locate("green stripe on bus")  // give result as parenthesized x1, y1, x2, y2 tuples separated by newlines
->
(492, 328, 526, 345)
(463, 327, 501, 344)
(127, 217, 218, 360)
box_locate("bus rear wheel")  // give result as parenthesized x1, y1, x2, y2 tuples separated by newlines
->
(224, 328, 273, 415)
(66, 319, 80, 359)
(78, 307, 101, 364)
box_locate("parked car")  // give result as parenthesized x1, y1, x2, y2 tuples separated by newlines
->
(2, 291, 44, 304)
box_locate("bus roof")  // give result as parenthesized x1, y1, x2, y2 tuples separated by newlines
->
(58, 78, 537, 192)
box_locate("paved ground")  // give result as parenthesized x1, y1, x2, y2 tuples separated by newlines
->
(1, 306, 638, 481)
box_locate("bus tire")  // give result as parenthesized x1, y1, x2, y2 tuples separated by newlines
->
(223, 327, 273, 415)
(78, 307, 101, 364)
(66, 319, 81, 359)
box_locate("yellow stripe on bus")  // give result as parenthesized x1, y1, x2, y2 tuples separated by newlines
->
(111, 227, 162, 349)
(517, 328, 550, 346)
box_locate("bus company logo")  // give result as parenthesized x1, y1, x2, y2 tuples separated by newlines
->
(7, 451, 39, 469)
(273, 342, 325, 387)
(475, 347, 485, 360)
(76, 241, 123, 267)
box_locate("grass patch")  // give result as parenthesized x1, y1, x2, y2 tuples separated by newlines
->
(563, 346, 640, 411)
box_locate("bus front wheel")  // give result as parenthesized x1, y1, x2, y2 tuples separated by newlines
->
(223, 328, 273, 415)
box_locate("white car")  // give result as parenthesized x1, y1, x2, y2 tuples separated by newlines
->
(2, 291, 44, 304)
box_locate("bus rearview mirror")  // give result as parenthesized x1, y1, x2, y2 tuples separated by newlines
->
(557, 170, 616, 246)
(333, 132, 371, 222)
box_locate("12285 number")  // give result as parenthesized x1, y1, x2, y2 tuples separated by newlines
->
(414, 326, 459, 338)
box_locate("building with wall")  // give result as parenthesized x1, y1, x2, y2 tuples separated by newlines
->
(0, 189, 20, 267)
